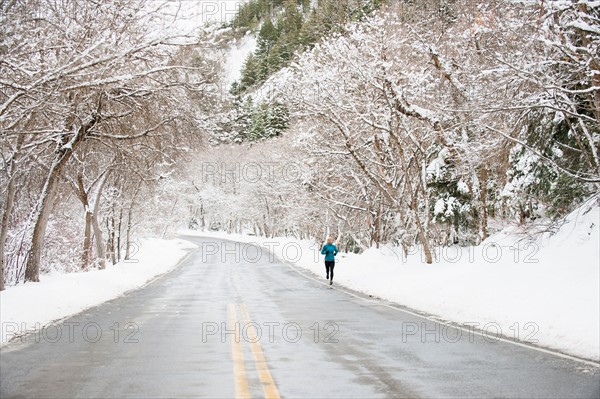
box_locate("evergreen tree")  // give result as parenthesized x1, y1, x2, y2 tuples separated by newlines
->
(427, 147, 476, 242)
(505, 105, 596, 220)
(231, 100, 290, 141)
(278, 0, 303, 37)
(248, 102, 268, 140)
(257, 18, 279, 57)
(234, 0, 384, 93)
(264, 101, 290, 138)
(240, 53, 259, 90)
(234, 97, 255, 142)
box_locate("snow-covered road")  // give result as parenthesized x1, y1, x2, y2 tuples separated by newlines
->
(1, 236, 598, 398)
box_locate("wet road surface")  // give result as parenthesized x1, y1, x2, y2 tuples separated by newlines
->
(1, 236, 599, 398)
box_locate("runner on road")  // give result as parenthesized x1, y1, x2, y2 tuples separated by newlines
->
(321, 236, 338, 286)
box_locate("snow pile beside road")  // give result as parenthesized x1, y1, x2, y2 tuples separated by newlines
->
(0, 238, 196, 345)
(182, 199, 599, 362)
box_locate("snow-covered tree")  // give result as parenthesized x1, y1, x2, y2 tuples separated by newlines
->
(0, 0, 212, 284)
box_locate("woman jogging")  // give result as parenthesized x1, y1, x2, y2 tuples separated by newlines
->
(321, 236, 339, 286)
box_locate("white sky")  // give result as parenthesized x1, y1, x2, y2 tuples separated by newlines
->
(154, 0, 247, 33)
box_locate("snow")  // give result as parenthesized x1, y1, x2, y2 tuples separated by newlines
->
(182, 198, 600, 362)
(457, 180, 470, 194)
(426, 157, 446, 179)
(0, 238, 196, 345)
(223, 33, 257, 88)
(434, 198, 446, 216)
(154, 0, 245, 34)
(408, 103, 437, 121)
(568, 19, 600, 35)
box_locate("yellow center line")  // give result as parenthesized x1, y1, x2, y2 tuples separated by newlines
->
(228, 304, 251, 399)
(240, 304, 281, 399)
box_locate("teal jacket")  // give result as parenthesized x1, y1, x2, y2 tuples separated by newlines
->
(321, 243, 338, 261)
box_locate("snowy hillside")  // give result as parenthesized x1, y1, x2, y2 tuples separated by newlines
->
(223, 33, 258, 88)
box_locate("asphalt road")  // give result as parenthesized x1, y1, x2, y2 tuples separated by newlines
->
(1, 236, 599, 398)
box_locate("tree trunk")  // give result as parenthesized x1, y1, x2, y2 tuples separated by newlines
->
(125, 183, 142, 260)
(106, 219, 112, 264)
(0, 174, 16, 291)
(519, 203, 526, 225)
(1, 134, 24, 290)
(91, 175, 108, 269)
(91, 214, 106, 269)
(413, 205, 433, 264)
(399, 144, 433, 264)
(108, 208, 117, 265)
(479, 167, 489, 241)
(372, 205, 380, 248)
(125, 206, 134, 261)
(116, 208, 123, 263)
(82, 210, 93, 269)
(262, 215, 269, 238)
(408, 187, 433, 264)
(25, 115, 99, 282)
(200, 203, 205, 231)
(162, 197, 178, 239)
(25, 169, 61, 282)
(74, 174, 93, 270)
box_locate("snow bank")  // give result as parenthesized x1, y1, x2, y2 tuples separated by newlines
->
(181, 199, 599, 362)
(0, 238, 196, 345)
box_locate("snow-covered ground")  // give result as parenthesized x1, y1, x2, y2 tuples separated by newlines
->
(0, 238, 196, 345)
(181, 198, 600, 362)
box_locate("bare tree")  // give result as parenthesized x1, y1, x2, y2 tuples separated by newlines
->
(1, 0, 210, 282)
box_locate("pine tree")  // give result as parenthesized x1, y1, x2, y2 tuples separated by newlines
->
(265, 102, 290, 138)
(240, 53, 259, 90)
(248, 102, 268, 140)
(279, 0, 303, 37)
(257, 18, 279, 57)
(234, 97, 254, 142)
(427, 147, 476, 242)
(298, 10, 320, 49)
(505, 105, 596, 221)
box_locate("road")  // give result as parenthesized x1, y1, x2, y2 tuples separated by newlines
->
(1, 236, 599, 398)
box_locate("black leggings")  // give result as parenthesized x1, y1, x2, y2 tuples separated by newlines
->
(325, 261, 335, 280)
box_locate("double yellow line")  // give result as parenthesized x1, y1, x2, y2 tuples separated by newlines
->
(228, 303, 280, 399)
